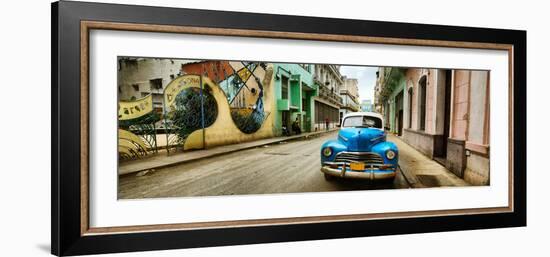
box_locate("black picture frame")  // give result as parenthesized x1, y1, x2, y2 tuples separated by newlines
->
(51, 1, 526, 256)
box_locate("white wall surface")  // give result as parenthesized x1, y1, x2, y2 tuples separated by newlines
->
(0, 0, 546, 256)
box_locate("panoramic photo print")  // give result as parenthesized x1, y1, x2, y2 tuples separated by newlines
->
(117, 58, 490, 199)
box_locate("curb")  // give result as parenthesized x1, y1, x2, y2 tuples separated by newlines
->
(397, 164, 424, 188)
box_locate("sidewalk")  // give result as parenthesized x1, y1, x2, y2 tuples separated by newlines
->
(119, 129, 338, 175)
(388, 134, 470, 188)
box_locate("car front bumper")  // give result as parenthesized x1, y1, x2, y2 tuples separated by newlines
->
(321, 165, 396, 180)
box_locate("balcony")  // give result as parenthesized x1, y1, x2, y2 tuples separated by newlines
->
(317, 84, 343, 106)
(277, 99, 289, 111)
(342, 102, 360, 112)
(379, 68, 405, 102)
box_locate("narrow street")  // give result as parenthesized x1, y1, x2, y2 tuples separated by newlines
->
(118, 131, 410, 199)
(116, 61, 484, 200)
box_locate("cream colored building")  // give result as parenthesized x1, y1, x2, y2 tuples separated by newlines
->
(312, 64, 344, 130)
(340, 77, 361, 120)
(118, 57, 196, 112)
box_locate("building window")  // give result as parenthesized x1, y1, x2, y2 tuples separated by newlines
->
(419, 76, 427, 131)
(132, 84, 139, 92)
(281, 76, 289, 100)
(150, 78, 163, 90)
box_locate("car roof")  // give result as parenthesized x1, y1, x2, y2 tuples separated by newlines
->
(342, 112, 384, 120)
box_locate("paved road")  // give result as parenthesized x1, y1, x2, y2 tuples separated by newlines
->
(118, 131, 410, 199)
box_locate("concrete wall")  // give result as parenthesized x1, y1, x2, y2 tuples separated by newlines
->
(118, 58, 193, 111)
(448, 70, 490, 185)
(468, 71, 489, 144)
(464, 151, 490, 185)
(451, 70, 470, 140)
(403, 129, 436, 158)
(446, 138, 467, 177)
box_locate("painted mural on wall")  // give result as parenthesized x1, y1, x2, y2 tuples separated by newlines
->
(171, 86, 218, 144)
(182, 61, 269, 134)
(118, 57, 272, 159)
(117, 94, 159, 160)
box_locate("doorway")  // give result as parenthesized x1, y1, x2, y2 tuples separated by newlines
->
(395, 90, 404, 136)
(419, 76, 427, 131)
(434, 70, 452, 164)
(408, 87, 413, 128)
(398, 110, 404, 136)
(282, 111, 290, 135)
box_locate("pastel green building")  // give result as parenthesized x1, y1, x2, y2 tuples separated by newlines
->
(272, 64, 318, 135)
(379, 68, 406, 135)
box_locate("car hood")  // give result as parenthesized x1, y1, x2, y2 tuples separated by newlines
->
(338, 127, 385, 152)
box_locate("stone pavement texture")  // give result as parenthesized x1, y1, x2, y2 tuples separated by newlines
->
(388, 134, 471, 188)
(119, 129, 338, 175)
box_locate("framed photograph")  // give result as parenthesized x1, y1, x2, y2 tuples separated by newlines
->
(52, 1, 526, 255)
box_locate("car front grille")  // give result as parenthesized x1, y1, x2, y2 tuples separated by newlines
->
(334, 152, 384, 165)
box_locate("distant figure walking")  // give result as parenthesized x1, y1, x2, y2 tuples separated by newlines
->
(292, 117, 302, 135)
(325, 117, 329, 131)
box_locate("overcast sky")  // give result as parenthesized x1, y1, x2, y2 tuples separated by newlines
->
(339, 66, 379, 102)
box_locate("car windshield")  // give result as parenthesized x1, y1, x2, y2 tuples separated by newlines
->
(342, 116, 382, 128)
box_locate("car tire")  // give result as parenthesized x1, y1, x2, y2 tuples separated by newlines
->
(324, 173, 335, 181)
(379, 177, 395, 184)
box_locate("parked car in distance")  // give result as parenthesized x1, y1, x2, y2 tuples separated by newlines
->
(320, 112, 398, 181)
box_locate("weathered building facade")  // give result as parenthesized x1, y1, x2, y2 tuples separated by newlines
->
(373, 70, 384, 114)
(340, 77, 361, 119)
(313, 64, 344, 130)
(446, 70, 490, 185)
(378, 67, 490, 185)
(118, 58, 193, 113)
(375, 67, 406, 133)
(273, 63, 317, 134)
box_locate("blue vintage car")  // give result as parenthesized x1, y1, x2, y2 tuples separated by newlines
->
(320, 112, 398, 181)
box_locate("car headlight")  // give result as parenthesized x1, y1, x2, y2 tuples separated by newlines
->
(386, 150, 396, 160)
(322, 147, 333, 157)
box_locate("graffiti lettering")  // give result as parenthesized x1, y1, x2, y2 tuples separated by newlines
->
(118, 94, 153, 120)
(164, 75, 201, 108)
